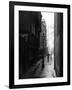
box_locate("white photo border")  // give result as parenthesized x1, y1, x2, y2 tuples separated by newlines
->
(14, 5, 68, 85)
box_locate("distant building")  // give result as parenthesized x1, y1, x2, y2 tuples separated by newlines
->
(40, 19, 48, 56)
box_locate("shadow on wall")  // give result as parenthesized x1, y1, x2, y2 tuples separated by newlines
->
(54, 13, 63, 77)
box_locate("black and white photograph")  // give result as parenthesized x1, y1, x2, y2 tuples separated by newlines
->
(19, 11, 63, 79)
(9, 1, 70, 89)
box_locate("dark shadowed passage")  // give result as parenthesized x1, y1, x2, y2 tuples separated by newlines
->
(19, 11, 63, 79)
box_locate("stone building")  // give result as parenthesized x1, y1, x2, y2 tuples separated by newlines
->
(19, 11, 42, 79)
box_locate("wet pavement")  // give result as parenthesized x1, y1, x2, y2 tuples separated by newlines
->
(22, 55, 56, 78)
